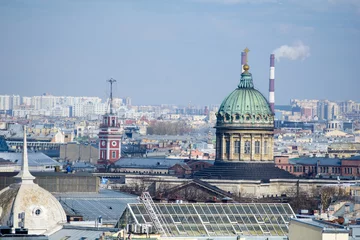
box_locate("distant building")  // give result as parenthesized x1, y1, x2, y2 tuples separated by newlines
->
(328, 142, 360, 158)
(275, 155, 360, 178)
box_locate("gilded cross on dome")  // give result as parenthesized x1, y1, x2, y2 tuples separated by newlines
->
(243, 47, 250, 64)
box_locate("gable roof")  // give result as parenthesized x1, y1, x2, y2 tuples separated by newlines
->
(166, 179, 233, 199)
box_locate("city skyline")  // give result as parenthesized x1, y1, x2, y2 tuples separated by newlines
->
(1, 0, 359, 105)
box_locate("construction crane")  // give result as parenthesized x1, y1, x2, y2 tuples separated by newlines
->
(139, 192, 170, 236)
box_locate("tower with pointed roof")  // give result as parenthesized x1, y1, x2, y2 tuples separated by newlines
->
(0, 125, 66, 235)
(215, 53, 274, 162)
(98, 78, 122, 165)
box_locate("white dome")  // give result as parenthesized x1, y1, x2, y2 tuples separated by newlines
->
(0, 183, 66, 235)
(0, 125, 66, 235)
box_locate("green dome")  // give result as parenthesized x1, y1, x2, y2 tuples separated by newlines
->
(217, 66, 274, 127)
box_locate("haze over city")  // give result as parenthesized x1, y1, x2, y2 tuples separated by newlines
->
(0, 0, 359, 105)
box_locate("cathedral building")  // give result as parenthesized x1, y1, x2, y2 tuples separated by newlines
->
(195, 52, 294, 180)
(215, 63, 274, 162)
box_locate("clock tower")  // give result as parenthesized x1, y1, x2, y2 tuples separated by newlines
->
(98, 78, 122, 165)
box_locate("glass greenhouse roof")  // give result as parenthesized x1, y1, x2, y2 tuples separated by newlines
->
(118, 203, 296, 237)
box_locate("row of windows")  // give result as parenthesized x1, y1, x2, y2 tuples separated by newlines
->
(101, 151, 118, 159)
(119, 170, 168, 174)
(280, 165, 360, 175)
(225, 141, 269, 155)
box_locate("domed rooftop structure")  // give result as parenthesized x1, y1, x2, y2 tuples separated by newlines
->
(217, 64, 274, 129)
(214, 52, 275, 162)
(0, 126, 66, 235)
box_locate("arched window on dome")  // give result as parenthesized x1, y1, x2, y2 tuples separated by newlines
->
(255, 141, 260, 154)
(244, 141, 251, 154)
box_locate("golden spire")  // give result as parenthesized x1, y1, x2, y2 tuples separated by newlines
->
(243, 47, 250, 64)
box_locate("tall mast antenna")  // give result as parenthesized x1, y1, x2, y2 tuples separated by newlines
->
(107, 78, 116, 114)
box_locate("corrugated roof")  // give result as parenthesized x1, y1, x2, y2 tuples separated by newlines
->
(55, 189, 139, 221)
(0, 152, 61, 167)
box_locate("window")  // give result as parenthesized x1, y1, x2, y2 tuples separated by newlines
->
(35, 209, 41, 216)
(264, 141, 268, 154)
(255, 141, 260, 154)
(244, 141, 251, 154)
(234, 141, 240, 154)
(101, 151, 105, 159)
(225, 141, 230, 154)
(112, 151, 116, 158)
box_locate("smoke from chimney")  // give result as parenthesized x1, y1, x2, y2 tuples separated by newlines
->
(273, 41, 310, 61)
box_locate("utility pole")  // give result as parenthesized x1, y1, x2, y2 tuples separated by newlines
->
(107, 78, 117, 114)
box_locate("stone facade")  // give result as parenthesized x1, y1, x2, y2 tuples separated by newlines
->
(216, 129, 274, 161)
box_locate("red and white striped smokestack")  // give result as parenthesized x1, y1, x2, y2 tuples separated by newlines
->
(269, 54, 275, 113)
(241, 52, 246, 73)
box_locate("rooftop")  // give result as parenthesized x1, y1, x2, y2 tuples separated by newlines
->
(289, 157, 341, 166)
(119, 202, 296, 237)
(55, 189, 139, 222)
(114, 158, 187, 169)
(290, 218, 349, 234)
(0, 152, 61, 167)
(194, 161, 296, 181)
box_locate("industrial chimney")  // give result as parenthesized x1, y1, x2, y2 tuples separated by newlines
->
(269, 54, 275, 113)
(241, 52, 246, 73)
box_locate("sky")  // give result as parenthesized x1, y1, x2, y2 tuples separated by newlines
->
(0, 0, 359, 106)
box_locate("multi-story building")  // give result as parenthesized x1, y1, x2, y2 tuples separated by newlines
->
(275, 155, 360, 178)
(11, 95, 21, 109)
(125, 97, 132, 106)
(72, 102, 107, 117)
(22, 96, 32, 106)
(0, 95, 20, 110)
(317, 100, 339, 120)
(0, 95, 10, 110)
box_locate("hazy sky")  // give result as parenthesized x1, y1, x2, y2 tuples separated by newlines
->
(0, 0, 359, 106)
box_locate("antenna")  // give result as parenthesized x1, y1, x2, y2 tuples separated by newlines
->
(107, 78, 117, 114)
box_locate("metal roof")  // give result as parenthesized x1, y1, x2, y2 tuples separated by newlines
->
(55, 189, 139, 221)
(119, 202, 296, 237)
(114, 158, 186, 169)
(0, 152, 61, 167)
(49, 226, 118, 240)
(289, 157, 341, 166)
